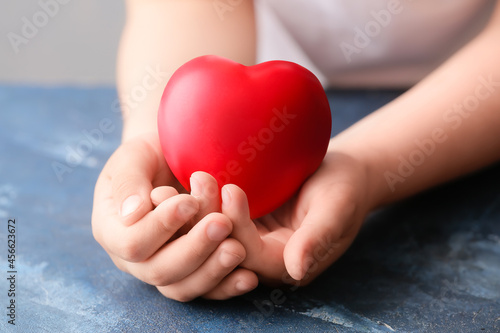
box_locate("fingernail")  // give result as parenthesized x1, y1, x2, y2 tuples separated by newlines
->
(291, 264, 304, 280)
(190, 174, 203, 198)
(120, 195, 142, 217)
(219, 251, 242, 268)
(236, 280, 255, 292)
(206, 222, 231, 241)
(301, 259, 314, 279)
(221, 186, 232, 208)
(292, 260, 312, 281)
(177, 201, 198, 219)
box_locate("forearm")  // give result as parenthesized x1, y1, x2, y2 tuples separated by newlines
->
(117, 0, 256, 141)
(331, 5, 500, 208)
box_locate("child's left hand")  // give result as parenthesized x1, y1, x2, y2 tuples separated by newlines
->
(202, 151, 375, 286)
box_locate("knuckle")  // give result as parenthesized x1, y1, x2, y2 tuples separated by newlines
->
(145, 262, 176, 287)
(202, 264, 224, 282)
(155, 214, 178, 236)
(186, 241, 207, 262)
(145, 266, 166, 287)
(113, 179, 136, 199)
(155, 196, 194, 235)
(169, 291, 196, 303)
(109, 255, 128, 274)
(219, 238, 246, 259)
(158, 286, 196, 302)
(114, 233, 145, 263)
(203, 180, 219, 201)
(147, 274, 165, 288)
(175, 292, 196, 303)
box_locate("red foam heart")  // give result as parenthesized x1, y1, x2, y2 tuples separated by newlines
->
(158, 55, 331, 218)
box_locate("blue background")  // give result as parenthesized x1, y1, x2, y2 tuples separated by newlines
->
(0, 85, 499, 332)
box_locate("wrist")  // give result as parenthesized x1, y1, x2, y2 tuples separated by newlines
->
(122, 113, 159, 143)
(327, 138, 392, 211)
(117, 78, 165, 143)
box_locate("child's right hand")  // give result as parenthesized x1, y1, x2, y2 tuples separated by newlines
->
(91, 133, 258, 301)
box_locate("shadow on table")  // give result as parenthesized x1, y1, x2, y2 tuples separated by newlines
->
(232, 160, 500, 332)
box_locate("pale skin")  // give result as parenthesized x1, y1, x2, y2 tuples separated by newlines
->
(92, 0, 500, 302)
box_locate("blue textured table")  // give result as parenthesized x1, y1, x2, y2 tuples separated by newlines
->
(0, 85, 499, 332)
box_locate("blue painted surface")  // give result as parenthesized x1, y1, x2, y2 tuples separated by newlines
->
(0, 85, 498, 332)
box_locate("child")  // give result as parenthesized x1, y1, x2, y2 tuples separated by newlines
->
(92, 0, 500, 302)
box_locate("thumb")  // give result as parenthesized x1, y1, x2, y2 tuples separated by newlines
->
(110, 139, 161, 225)
(283, 199, 358, 282)
(221, 184, 286, 278)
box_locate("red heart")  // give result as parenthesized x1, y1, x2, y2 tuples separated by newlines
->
(158, 55, 331, 218)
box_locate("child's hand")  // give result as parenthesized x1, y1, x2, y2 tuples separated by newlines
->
(221, 152, 372, 285)
(91, 133, 258, 301)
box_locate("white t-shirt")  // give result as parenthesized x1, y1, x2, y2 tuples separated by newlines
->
(254, 0, 495, 88)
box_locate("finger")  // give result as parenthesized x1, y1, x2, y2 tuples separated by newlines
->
(174, 171, 221, 236)
(151, 186, 179, 206)
(221, 184, 261, 254)
(157, 239, 252, 302)
(221, 185, 286, 278)
(124, 213, 234, 286)
(110, 139, 165, 226)
(102, 194, 199, 262)
(202, 268, 259, 300)
(283, 197, 359, 282)
(190, 171, 221, 216)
